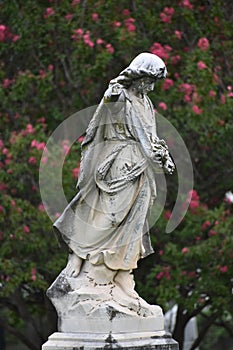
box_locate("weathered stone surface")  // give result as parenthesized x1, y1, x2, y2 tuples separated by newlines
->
(42, 331, 179, 349)
(47, 262, 164, 334)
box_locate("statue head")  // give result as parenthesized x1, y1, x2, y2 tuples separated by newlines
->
(120, 52, 167, 82)
(105, 53, 167, 100)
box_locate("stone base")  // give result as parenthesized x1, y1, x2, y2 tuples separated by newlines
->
(47, 262, 164, 334)
(42, 331, 179, 349)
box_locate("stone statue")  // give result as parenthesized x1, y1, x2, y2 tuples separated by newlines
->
(47, 53, 175, 339)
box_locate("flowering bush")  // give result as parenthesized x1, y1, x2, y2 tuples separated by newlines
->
(0, 0, 232, 349)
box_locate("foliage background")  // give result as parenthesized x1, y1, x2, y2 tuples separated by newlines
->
(0, 0, 232, 349)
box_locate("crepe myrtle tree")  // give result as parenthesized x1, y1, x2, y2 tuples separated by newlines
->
(136, 190, 233, 350)
(0, 0, 233, 349)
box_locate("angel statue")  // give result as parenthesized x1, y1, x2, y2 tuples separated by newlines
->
(48, 52, 175, 335)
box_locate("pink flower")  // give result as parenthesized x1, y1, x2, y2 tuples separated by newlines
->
(26, 123, 35, 134)
(71, 0, 80, 5)
(150, 42, 172, 60)
(219, 265, 228, 273)
(41, 156, 48, 164)
(158, 250, 164, 256)
(0, 140, 3, 149)
(78, 135, 85, 143)
(182, 247, 189, 254)
(197, 37, 210, 51)
(171, 55, 181, 65)
(23, 225, 30, 233)
(197, 61, 207, 70)
(201, 220, 211, 230)
(174, 30, 182, 40)
(220, 94, 226, 104)
(31, 267, 37, 281)
(188, 189, 200, 201)
(3, 79, 11, 89)
(28, 157, 37, 165)
(124, 18, 136, 32)
(164, 210, 171, 220)
(164, 7, 175, 15)
(65, 13, 73, 20)
(179, 83, 193, 96)
(44, 7, 55, 18)
(158, 102, 167, 110)
(209, 90, 216, 97)
(208, 229, 218, 236)
(92, 13, 99, 21)
(96, 38, 105, 45)
(55, 212, 61, 218)
(105, 43, 114, 54)
(179, 0, 193, 10)
(156, 271, 164, 280)
(47, 64, 54, 71)
(38, 203, 45, 211)
(2, 147, 8, 155)
(192, 105, 203, 114)
(189, 200, 200, 210)
(12, 35, 20, 42)
(113, 21, 121, 27)
(123, 9, 130, 16)
(83, 32, 94, 48)
(162, 79, 174, 90)
(0, 25, 7, 42)
(72, 165, 80, 178)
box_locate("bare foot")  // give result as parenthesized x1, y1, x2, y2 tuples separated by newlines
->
(65, 253, 83, 277)
(114, 270, 139, 298)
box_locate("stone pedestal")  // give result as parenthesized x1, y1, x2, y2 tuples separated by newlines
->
(42, 262, 178, 349)
(42, 331, 178, 349)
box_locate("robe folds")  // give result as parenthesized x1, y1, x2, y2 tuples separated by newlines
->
(54, 87, 167, 271)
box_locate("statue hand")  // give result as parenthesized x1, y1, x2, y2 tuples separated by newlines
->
(163, 157, 175, 174)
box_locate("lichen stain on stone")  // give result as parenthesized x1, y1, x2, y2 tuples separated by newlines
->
(106, 306, 120, 321)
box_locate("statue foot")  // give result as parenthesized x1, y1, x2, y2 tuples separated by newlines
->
(65, 253, 83, 277)
(114, 270, 139, 298)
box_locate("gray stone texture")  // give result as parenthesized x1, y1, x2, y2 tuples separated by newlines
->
(42, 331, 179, 349)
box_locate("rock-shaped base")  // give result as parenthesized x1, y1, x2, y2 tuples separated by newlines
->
(42, 331, 179, 349)
(47, 260, 164, 334)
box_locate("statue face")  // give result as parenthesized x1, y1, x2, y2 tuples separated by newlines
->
(133, 77, 155, 95)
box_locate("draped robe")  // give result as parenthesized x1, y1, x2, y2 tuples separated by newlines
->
(54, 88, 165, 271)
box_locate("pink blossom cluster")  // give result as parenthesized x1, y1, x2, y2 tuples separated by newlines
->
(197, 61, 207, 70)
(92, 13, 99, 22)
(197, 37, 210, 51)
(179, 0, 193, 10)
(21, 124, 35, 136)
(179, 82, 202, 113)
(124, 18, 136, 32)
(72, 29, 95, 48)
(2, 78, 15, 89)
(96, 38, 114, 54)
(219, 265, 228, 273)
(31, 140, 46, 150)
(44, 7, 55, 19)
(158, 102, 167, 111)
(150, 42, 172, 60)
(160, 7, 175, 23)
(71, 0, 80, 6)
(0, 24, 20, 43)
(62, 140, 71, 156)
(174, 30, 182, 40)
(187, 189, 200, 212)
(72, 162, 80, 179)
(156, 267, 171, 280)
(162, 78, 174, 90)
(31, 267, 37, 281)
